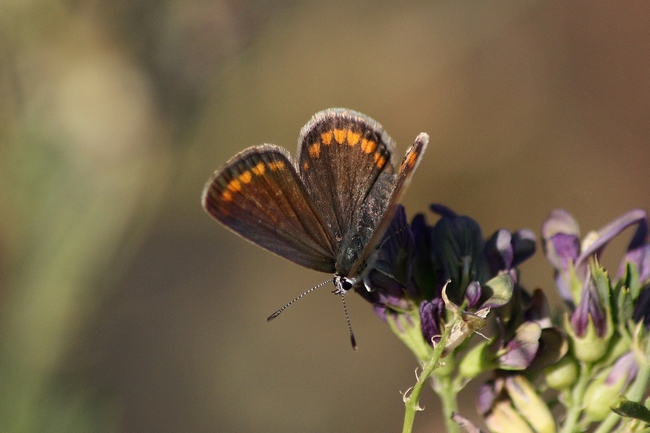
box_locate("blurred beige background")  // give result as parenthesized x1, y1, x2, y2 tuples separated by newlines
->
(1, 1, 649, 432)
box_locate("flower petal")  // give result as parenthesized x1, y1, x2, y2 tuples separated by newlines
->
(619, 245, 650, 285)
(430, 205, 489, 290)
(542, 209, 580, 269)
(484, 229, 514, 275)
(632, 285, 650, 326)
(498, 322, 542, 369)
(511, 229, 536, 268)
(527, 328, 568, 371)
(605, 352, 638, 387)
(410, 213, 437, 299)
(420, 298, 444, 345)
(465, 281, 482, 309)
(577, 209, 648, 274)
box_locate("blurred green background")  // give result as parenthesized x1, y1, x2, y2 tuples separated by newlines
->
(1, 1, 649, 432)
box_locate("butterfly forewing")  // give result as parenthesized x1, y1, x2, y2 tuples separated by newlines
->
(202, 144, 337, 272)
(297, 109, 396, 273)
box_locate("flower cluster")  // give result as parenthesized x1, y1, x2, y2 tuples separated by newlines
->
(360, 204, 650, 433)
(356, 204, 535, 362)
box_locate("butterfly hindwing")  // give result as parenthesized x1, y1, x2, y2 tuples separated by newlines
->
(347, 133, 429, 277)
(202, 144, 337, 273)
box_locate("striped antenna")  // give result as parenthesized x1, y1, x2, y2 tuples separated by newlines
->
(266, 278, 333, 321)
(340, 292, 357, 350)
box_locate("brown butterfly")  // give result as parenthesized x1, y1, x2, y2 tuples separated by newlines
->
(202, 108, 428, 348)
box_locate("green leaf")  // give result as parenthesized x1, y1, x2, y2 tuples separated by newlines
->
(611, 397, 650, 424)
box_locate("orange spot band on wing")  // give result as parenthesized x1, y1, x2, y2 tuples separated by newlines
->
(321, 130, 333, 145)
(227, 178, 242, 192)
(334, 128, 346, 144)
(268, 161, 285, 171)
(239, 171, 252, 184)
(361, 138, 377, 154)
(404, 151, 417, 169)
(347, 130, 361, 146)
(374, 152, 387, 169)
(221, 190, 233, 201)
(252, 162, 266, 176)
(308, 142, 321, 158)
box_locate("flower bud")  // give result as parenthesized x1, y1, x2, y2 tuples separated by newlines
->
(505, 375, 556, 433)
(543, 355, 578, 391)
(566, 270, 614, 363)
(458, 340, 495, 380)
(583, 352, 638, 421)
(566, 311, 614, 363)
(484, 400, 535, 433)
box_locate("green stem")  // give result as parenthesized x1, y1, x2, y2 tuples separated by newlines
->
(559, 362, 592, 433)
(402, 325, 450, 433)
(434, 374, 460, 433)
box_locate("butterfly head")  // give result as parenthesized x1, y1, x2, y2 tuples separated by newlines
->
(333, 273, 356, 295)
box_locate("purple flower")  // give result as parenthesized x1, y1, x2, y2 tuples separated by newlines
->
(570, 276, 607, 338)
(566, 264, 615, 363)
(420, 298, 444, 345)
(358, 205, 419, 318)
(368, 205, 417, 293)
(410, 213, 437, 300)
(359, 203, 536, 361)
(484, 228, 536, 282)
(476, 288, 567, 373)
(542, 208, 648, 306)
(428, 204, 534, 307)
(429, 204, 489, 299)
(617, 215, 650, 285)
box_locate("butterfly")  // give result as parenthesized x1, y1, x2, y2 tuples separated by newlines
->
(201, 108, 428, 348)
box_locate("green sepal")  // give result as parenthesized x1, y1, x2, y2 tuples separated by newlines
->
(387, 310, 433, 363)
(590, 259, 612, 310)
(565, 308, 614, 363)
(621, 261, 642, 300)
(596, 335, 631, 369)
(566, 260, 583, 307)
(614, 284, 634, 325)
